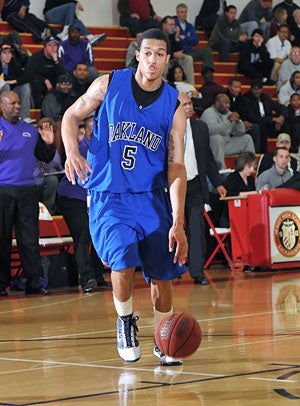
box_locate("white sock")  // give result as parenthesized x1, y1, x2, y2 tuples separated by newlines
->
(154, 307, 173, 330)
(113, 294, 133, 317)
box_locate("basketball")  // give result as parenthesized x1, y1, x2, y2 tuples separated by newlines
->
(155, 312, 202, 358)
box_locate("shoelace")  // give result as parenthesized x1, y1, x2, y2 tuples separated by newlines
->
(120, 315, 139, 347)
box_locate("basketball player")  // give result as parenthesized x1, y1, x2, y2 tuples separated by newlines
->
(61, 29, 188, 365)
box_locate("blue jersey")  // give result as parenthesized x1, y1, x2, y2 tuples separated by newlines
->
(84, 69, 179, 193)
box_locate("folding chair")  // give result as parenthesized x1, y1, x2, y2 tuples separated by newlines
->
(203, 204, 234, 271)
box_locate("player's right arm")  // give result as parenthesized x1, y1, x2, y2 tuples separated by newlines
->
(62, 74, 109, 184)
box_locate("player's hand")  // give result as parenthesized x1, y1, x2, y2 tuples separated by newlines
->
(169, 224, 188, 266)
(65, 152, 92, 185)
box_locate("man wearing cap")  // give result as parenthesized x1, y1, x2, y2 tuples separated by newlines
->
(26, 35, 66, 108)
(239, 79, 289, 153)
(208, 5, 248, 62)
(237, 28, 274, 85)
(43, 0, 106, 46)
(41, 73, 76, 153)
(256, 132, 298, 177)
(1, 0, 57, 43)
(58, 22, 99, 82)
(0, 42, 32, 122)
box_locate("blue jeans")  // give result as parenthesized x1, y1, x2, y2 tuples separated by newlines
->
(44, 4, 89, 36)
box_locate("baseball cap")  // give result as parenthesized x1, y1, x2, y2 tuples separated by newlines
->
(44, 35, 58, 45)
(251, 79, 263, 89)
(57, 74, 72, 84)
(68, 22, 81, 32)
(0, 43, 12, 51)
(277, 133, 291, 143)
(252, 28, 264, 37)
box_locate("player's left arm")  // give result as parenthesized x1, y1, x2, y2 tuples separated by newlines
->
(168, 103, 188, 266)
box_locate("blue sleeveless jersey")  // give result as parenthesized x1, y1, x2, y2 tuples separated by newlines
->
(84, 69, 179, 193)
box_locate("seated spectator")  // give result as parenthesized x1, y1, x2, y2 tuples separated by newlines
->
(237, 28, 274, 85)
(286, 94, 300, 152)
(289, 9, 300, 45)
(277, 46, 300, 90)
(162, 15, 195, 84)
(278, 70, 300, 105)
(195, 0, 223, 38)
(118, 0, 162, 37)
(1, 1, 57, 43)
(208, 5, 248, 62)
(166, 64, 209, 116)
(266, 24, 292, 81)
(238, 0, 273, 38)
(273, 0, 300, 28)
(269, 7, 289, 38)
(0, 42, 32, 122)
(41, 73, 77, 153)
(226, 77, 261, 152)
(238, 79, 289, 153)
(26, 34, 66, 108)
(71, 62, 91, 99)
(256, 146, 292, 191)
(174, 3, 214, 71)
(58, 22, 99, 82)
(256, 132, 297, 177)
(198, 67, 226, 107)
(125, 32, 142, 69)
(43, 0, 106, 46)
(200, 93, 255, 169)
(57, 123, 111, 292)
(34, 117, 63, 214)
(224, 151, 257, 196)
(1, 31, 31, 68)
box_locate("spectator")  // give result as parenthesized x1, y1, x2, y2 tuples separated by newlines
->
(26, 34, 66, 108)
(256, 146, 292, 191)
(0, 42, 32, 122)
(239, 79, 289, 153)
(195, 0, 224, 38)
(224, 151, 257, 196)
(278, 70, 300, 105)
(161, 15, 195, 84)
(118, 0, 162, 37)
(84, 113, 94, 141)
(57, 22, 99, 82)
(198, 67, 226, 107)
(179, 92, 226, 286)
(125, 32, 142, 69)
(1, 31, 31, 68)
(0, 91, 55, 296)
(238, 0, 273, 38)
(256, 132, 297, 176)
(71, 62, 91, 98)
(266, 24, 292, 81)
(41, 73, 77, 153)
(269, 7, 289, 38)
(58, 123, 111, 293)
(273, 0, 300, 28)
(226, 77, 261, 152)
(200, 93, 255, 169)
(1, 1, 57, 43)
(287, 93, 300, 152)
(174, 3, 214, 71)
(43, 0, 106, 46)
(237, 28, 274, 85)
(277, 45, 300, 90)
(34, 117, 63, 214)
(289, 9, 300, 45)
(208, 5, 248, 62)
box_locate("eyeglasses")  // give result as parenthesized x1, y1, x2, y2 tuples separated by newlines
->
(291, 52, 300, 55)
(279, 30, 289, 33)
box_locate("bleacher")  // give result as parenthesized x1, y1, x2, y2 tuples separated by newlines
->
(0, 21, 279, 167)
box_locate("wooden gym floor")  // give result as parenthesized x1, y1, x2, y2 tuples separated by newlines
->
(1, 266, 300, 405)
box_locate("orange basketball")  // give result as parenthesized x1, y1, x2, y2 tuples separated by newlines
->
(155, 312, 202, 358)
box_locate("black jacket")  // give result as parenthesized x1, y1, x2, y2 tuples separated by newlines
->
(237, 39, 273, 79)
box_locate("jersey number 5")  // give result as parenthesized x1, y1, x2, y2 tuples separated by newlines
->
(121, 145, 137, 170)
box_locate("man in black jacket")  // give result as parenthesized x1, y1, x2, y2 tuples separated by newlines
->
(239, 79, 289, 153)
(179, 92, 226, 285)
